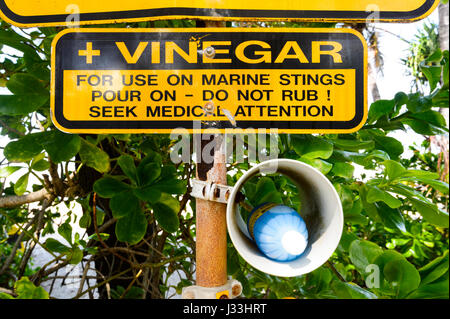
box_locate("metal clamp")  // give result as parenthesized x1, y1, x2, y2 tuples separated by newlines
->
(191, 179, 233, 204)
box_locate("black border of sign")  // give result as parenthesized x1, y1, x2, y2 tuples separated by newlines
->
(0, 0, 438, 26)
(51, 29, 367, 133)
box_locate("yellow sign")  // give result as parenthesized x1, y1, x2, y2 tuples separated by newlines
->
(51, 28, 367, 134)
(1, 0, 439, 27)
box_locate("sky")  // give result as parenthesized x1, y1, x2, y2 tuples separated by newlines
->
(374, 10, 439, 99)
(373, 9, 442, 156)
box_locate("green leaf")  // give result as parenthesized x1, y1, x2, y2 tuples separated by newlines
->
(403, 118, 447, 136)
(93, 177, 131, 198)
(6, 73, 48, 96)
(253, 177, 283, 206)
(411, 110, 447, 127)
(133, 186, 162, 204)
(407, 272, 449, 299)
(153, 202, 180, 233)
(137, 162, 161, 187)
(0, 30, 39, 55)
(425, 49, 443, 63)
(432, 88, 449, 108)
(370, 134, 404, 160)
(331, 162, 354, 179)
(152, 178, 187, 195)
(332, 139, 375, 151)
(95, 207, 106, 226)
(337, 231, 359, 252)
(417, 179, 449, 194)
(360, 186, 382, 222)
(0, 74, 49, 115)
(406, 93, 433, 113)
(383, 160, 406, 180)
(111, 134, 131, 142)
(349, 240, 383, 275)
(31, 158, 49, 171)
(79, 212, 91, 229)
(58, 221, 72, 244)
(24, 51, 51, 80)
(375, 202, 406, 233)
(389, 183, 427, 201)
(0, 292, 15, 299)
(333, 149, 390, 168)
(88, 233, 110, 242)
(384, 258, 421, 298)
(368, 99, 396, 123)
(402, 109, 448, 135)
(40, 131, 81, 163)
(344, 199, 367, 225)
(157, 193, 181, 215)
(139, 151, 162, 169)
(443, 58, 449, 87)
(300, 157, 333, 175)
(139, 139, 159, 154)
(79, 139, 110, 173)
(45, 238, 71, 254)
(399, 169, 440, 180)
(421, 62, 442, 92)
(14, 173, 29, 196)
(307, 267, 333, 293)
(366, 185, 402, 209)
(227, 248, 241, 276)
(115, 208, 147, 245)
(110, 191, 140, 219)
(4, 133, 44, 162)
(390, 183, 449, 227)
(117, 155, 138, 184)
(331, 281, 378, 299)
(291, 135, 333, 159)
(0, 166, 21, 178)
(373, 250, 407, 290)
(419, 251, 449, 285)
(242, 181, 256, 202)
(160, 165, 177, 179)
(394, 92, 408, 106)
(0, 94, 48, 116)
(335, 183, 354, 212)
(409, 197, 449, 228)
(14, 277, 49, 299)
(68, 247, 83, 265)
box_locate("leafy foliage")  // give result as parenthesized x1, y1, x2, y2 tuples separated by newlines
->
(402, 22, 441, 92)
(0, 277, 49, 299)
(0, 18, 448, 299)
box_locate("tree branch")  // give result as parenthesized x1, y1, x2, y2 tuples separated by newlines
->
(0, 119, 25, 137)
(326, 261, 347, 282)
(0, 287, 16, 297)
(0, 188, 51, 208)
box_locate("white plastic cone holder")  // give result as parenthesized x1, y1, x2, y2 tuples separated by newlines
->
(226, 159, 344, 278)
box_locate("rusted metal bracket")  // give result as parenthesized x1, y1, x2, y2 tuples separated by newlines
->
(190, 179, 233, 204)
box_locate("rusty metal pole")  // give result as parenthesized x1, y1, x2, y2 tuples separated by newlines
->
(195, 20, 228, 289)
(195, 136, 228, 288)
